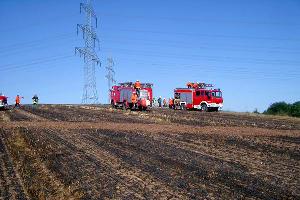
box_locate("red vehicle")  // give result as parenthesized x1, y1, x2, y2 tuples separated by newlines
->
(173, 82, 223, 111)
(110, 82, 153, 110)
(0, 95, 8, 110)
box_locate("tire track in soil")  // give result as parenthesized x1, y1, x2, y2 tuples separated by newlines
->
(0, 130, 29, 200)
(84, 129, 299, 199)
(85, 135, 216, 198)
(154, 131, 300, 170)
(82, 131, 235, 199)
(15, 109, 48, 122)
(24, 128, 171, 199)
(23, 105, 156, 124)
(64, 106, 157, 124)
(224, 136, 300, 161)
(22, 106, 66, 121)
(150, 109, 300, 130)
(4, 109, 31, 122)
(22, 105, 300, 130)
(144, 131, 300, 196)
(52, 129, 187, 199)
(25, 129, 122, 199)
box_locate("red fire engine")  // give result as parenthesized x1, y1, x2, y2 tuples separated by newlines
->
(110, 82, 153, 110)
(0, 95, 8, 110)
(173, 82, 223, 111)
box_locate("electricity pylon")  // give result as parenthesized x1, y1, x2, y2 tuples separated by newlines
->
(105, 58, 116, 103)
(75, 0, 100, 104)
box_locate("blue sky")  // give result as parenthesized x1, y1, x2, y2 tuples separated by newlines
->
(0, 0, 299, 112)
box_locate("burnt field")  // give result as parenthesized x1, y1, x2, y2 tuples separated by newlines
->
(0, 105, 299, 199)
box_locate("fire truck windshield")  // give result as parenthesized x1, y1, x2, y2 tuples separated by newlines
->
(212, 91, 222, 98)
(139, 90, 149, 99)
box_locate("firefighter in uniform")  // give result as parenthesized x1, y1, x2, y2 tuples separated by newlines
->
(163, 98, 167, 107)
(193, 82, 199, 88)
(134, 80, 141, 97)
(169, 98, 174, 109)
(158, 96, 162, 108)
(186, 82, 192, 88)
(32, 95, 39, 105)
(131, 92, 138, 109)
(15, 95, 23, 108)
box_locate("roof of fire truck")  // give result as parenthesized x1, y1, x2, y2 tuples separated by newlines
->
(0, 95, 7, 100)
(118, 82, 153, 88)
(175, 82, 221, 91)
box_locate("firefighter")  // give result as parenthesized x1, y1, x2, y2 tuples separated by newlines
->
(152, 97, 156, 106)
(134, 80, 141, 97)
(186, 82, 192, 88)
(169, 98, 174, 109)
(158, 96, 162, 108)
(193, 82, 199, 88)
(131, 92, 138, 109)
(32, 95, 39, 105)
(163, 98, 167, 107)
(15, 95, 23, 108)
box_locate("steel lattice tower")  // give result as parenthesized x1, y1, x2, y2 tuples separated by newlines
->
(75, 0, 100, 104)
(105, 58, 116, 103)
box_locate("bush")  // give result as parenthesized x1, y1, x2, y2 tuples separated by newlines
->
(290, 101, 300, 117)
(264, 102, 290, 115)
(264, 101, 300, 118)
(253, 108, 260, 114)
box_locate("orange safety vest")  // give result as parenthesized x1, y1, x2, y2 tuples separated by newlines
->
(131, 94, 137, 103)
(186, 82, 192, 88)
(16, 96, 20, 104)
(134, 81, 141, 89)
(169, 99, 173, 105)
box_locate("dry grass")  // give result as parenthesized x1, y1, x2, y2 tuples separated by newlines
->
(5, 128, 83, 200)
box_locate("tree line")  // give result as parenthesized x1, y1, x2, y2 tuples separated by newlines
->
(263, 101, 300, 117)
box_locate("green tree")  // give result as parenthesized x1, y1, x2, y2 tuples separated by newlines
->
(290, 101, 300, 117)
(264, 102, 291, 116)
(253, 108, 259, 114)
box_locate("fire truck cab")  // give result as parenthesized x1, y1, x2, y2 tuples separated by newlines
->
(174, 82, 223, 111)
(0, 95, 8, 110)
(110, 82, 153, 110)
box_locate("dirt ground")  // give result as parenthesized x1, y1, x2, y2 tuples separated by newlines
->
(0, 105, 299, 200)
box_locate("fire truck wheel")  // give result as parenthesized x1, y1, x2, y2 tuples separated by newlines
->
(122, 102, 127, 110)
(181, 104, 186, 110)
(201, 104, 208, 112)
(111, 100, 115, 108)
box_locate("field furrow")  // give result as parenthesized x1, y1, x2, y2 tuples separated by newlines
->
(0, 105, 299, 199)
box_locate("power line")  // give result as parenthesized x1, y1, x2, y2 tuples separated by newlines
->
(2, 33, 299, 58)
(0, 55, 73, 72)
(0, 33, 74, 51)
(0, 53, 297, 81)
(98, 12, 300, 27)
(0, 13, 78, 33)
(0, 37, 79, 57)
(118, 57, 300, 76)
(103, 38, 300, 54)
(102, 47, 300, 66)
(119, 60, 299, 80)
(1, 15, 299, 42)
(103, 27, 300, 42)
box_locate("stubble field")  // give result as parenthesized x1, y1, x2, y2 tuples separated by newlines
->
(0, 105, 299, 199)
